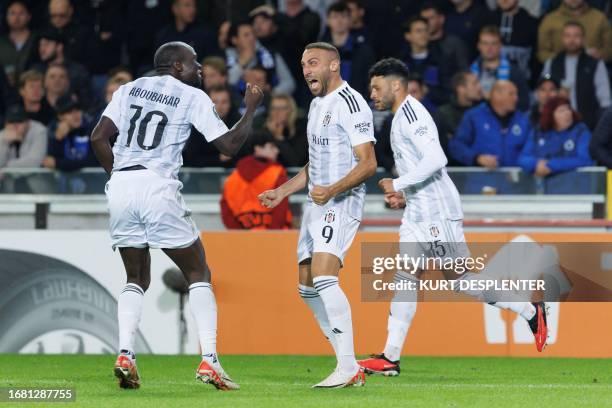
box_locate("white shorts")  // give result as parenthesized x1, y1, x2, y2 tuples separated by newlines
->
(297, 204, 360, 264)
(399, 218, 470, 261)
(105, 169, 198, 250)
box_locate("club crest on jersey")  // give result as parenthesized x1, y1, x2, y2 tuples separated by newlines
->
(324, 209, 336, 223)
(564, 139, 575, 151)
(428, 225, 440, 238)
(323, 111, 332, 127)
(512, 124, 522, 136)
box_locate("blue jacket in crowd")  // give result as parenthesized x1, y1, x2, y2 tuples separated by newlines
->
(518, 122, 593, 175)
(449, 102, 530, 166)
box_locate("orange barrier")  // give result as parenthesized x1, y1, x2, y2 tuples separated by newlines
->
(202, 231, 612, 357)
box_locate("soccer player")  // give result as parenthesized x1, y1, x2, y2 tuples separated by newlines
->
(258, 42, 377, 388)
(358, 58, 548, 376)
(90, 41, 263, 390)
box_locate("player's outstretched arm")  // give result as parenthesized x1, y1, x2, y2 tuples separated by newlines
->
(90, 116, 118, 175)
(259, 163, 309, 209)
(310, 142, 377, 206)
(212, 83, 263, 156)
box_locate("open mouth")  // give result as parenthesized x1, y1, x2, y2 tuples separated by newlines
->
(307, 79, 320, 92)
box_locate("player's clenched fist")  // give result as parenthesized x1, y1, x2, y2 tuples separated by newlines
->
(310, 185, 333, 205)
(378, 178, 396, 194)
(244, 83, 264, 111)
(258, 189, 283, 209)
(384, 192, 406, 210)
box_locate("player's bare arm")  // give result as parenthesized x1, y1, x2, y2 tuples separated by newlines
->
(311, 142, 376, 205)
(90, 117, 118, 175)
(259, 163, 309, 209)
(212, 83, 263, 156)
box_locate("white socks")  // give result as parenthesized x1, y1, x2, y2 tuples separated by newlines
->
(188, 282, 218, 366)
(312, 276, 359, 375)
(298, 284, 339, 355)
(383, 272, 418, 362)
(118, 283, 144, 355)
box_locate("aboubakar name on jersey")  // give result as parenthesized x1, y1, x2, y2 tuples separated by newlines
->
(128, 87, 180, 108)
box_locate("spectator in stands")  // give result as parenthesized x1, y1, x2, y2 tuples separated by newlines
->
(46, 0, 92, 67)
(490, 0, 539, 81)
(470, 25, 530, 110)
(249, 5, 285, 55)
(202, 56, 229, 91)
(0, 1, 37, 86)
(541, 21, 610, 130)
(18, 70, 55, 125)
(217, 20, 231, 51)
(537, 0, 612, 63)
(43, 62, 70, 111)
(445, 0, 492, 59)
(280, 0, 320, 104)
(434, 71, 482, 164)
(43, 94, 96, 172)
(125, 0, 172, 75)
(209, 85, 241, 128)
(519, 96, 592, 177)
(321, 1, 375, 97)
(106, 66, 133, 84)
(420, 2, 470, 80)
(32, 29, 92, 111)
(450, 80, 529, 168)
(0, 104, 47, 168)
(260, 93, 307, 167)
(220, 132, 292, 230)
(589, 108, 612, 168)
(225, 20, 295, 96)
(182, 86, 243, 168)
(345, 0, 371, 45)
(400, 16, 448, 106)
(406, 73, 437, 113)
(94, 75, 130, 121)
(529, 75, 559, 127)
(155, 0, 219, 61)
(85, 0, 124, 83)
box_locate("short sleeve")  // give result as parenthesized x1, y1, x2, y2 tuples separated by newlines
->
(102, 85, 123, 126)
(189, 91, 229, 142)
(339, 95, 376, 147)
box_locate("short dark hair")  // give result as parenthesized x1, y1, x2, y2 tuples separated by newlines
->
(304, 42, 341, 60)
(327, 1, 349, 15)
(407, 72, 425, 87)
(368, 58, 410, 82)
(153, 41, 191, 68)
(451, 70, 472, 92)
(208, 85, 232, 96)
(479, 25, 501, 40)
(563, 20, 585, 35)
(250, 131, 275, 153)
(345, 0, 365, 8)
(420, 1, 444, 15)
(403, 16, 428, 33)
(228, 19, 252, 40)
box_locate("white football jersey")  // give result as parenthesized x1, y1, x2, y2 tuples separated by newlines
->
(307, 82, 376, 220)
(102, 75, 228, 179)
(391, 95, 463, 222)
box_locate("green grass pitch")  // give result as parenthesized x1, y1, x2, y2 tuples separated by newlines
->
(1, 355, 612, 407)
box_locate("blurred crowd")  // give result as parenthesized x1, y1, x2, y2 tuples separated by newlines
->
(0, 0, 610, 185)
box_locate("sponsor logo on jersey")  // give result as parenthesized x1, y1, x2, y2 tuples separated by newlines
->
(324, 209, 336, 223)
(354, 121, 371, 133)
(414, 126, 428, 137)
(310, 134, 329, 146)
(323, 111, 332, 127)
